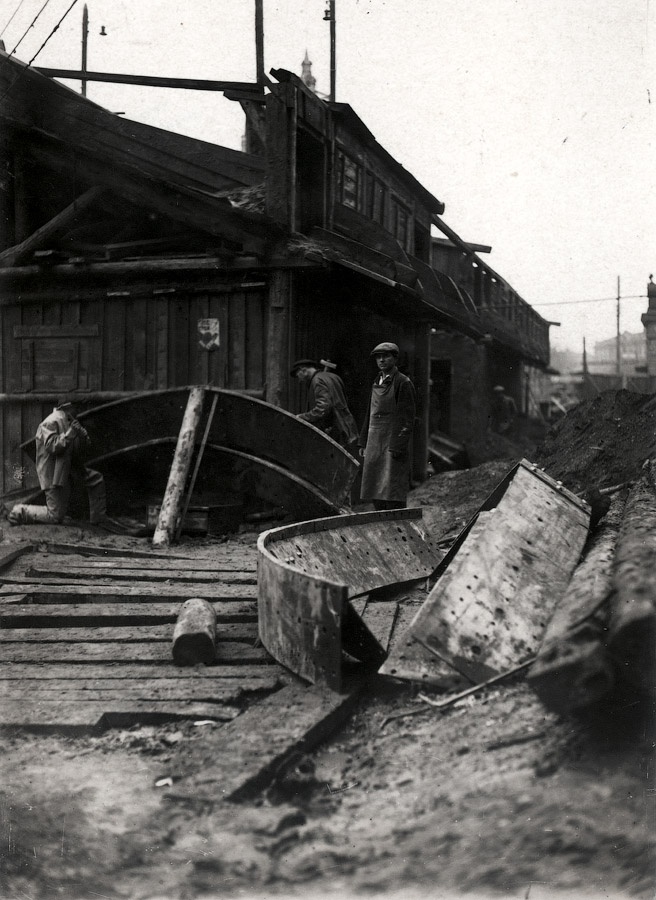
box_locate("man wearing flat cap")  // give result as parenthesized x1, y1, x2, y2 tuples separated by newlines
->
(7, 399, 137, 533)
(290, 359, 358, 450)
(358, 342, 416, 509)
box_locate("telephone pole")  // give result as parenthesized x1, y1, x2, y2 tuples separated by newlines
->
(81, 4, 88, 97)
(616, 275, 621, 379)
(324, 1, 336, 101)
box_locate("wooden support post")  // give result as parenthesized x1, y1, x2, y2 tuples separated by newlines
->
(608, 474, 656, 692)
(175, 393, 218, 542)
(152, 387, 205, 548)
(413, 320, 431, 483)
(528, 492, 626, 714)
(264, 269, 292, 407)
(0, 134, 14, 252)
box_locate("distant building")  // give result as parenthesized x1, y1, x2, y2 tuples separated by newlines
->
(587, 331, 647, 377)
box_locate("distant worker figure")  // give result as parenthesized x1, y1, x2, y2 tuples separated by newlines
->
(290, 358, 359, 450)
(8, 400, 131, 533)
(359, 342, 416, 510)
(491, 385, 517, 435)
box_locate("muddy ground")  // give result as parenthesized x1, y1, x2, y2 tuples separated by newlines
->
(1, 391, 654, 900)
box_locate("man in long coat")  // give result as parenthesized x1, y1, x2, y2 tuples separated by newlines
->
(8, 400, 133, 532)
(358, 342, 416, 509)
(290, 359, 359, 450)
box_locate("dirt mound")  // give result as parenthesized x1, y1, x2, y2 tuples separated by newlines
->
(409, 458, 518, 541)
(535, 390, 656, 495)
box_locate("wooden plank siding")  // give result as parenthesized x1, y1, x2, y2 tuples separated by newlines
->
(0, 287, 266, 494)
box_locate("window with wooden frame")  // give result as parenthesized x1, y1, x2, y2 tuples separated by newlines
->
(365, 170, 387, 225)
(336, 150, 361, 210)
(391, 197, 411, 251)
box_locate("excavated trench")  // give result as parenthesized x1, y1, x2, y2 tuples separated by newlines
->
(0, 390, 654, 900)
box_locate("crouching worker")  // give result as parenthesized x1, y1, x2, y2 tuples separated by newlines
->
(8, 400, 130, 533)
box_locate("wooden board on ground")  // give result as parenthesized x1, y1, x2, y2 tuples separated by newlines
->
(26, 555, 257, 573)
(169, 677, 366, 802)
(408, 460, 590, 683)
(0, 543, 33, 571)
(0, 582, 257, 600)
(0, 537, 334, 741)
(25, 565, 257, 583)
(0, 700, 244, 729)
(0, 602, 257, 627)
(0, 663, 286, 681)
(42, 542, 258, 565)
(0, 622, 258, 643)
(0, 641, 270, 664)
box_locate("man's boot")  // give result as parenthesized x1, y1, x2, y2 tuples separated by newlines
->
(7, 503, 55, 525)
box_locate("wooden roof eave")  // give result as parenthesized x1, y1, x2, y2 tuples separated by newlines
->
(1, 51, 265, 192)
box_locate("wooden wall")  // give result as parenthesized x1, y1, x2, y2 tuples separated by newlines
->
(0, 286, 266, 494)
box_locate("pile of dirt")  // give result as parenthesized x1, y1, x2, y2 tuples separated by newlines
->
(535, 390, 656, 495)
(409, 458, 518, 541)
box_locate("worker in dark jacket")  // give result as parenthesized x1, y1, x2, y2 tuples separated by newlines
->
(7, 400, 133, 533)
(491, 385, 517, 435)
(290, 359, 358, 450)
(358, 342, 416, 509)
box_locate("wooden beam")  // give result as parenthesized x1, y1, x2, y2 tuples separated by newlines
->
(264, 268, 292, 407)
(152, 387, 205, 549)
(34, 68, 262, 93)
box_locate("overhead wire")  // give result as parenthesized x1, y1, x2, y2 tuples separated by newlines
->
(0, 0, 80, 104)
(6, 0, 53, 56)
(27, 0, 80, 66)
(0, 0, 30, 39)
(532, 295, 647, 307)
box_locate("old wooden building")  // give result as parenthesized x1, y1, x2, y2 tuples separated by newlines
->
(0, 49, 552, 499)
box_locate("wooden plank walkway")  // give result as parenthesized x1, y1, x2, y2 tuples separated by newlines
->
(0, 540, 289, 730)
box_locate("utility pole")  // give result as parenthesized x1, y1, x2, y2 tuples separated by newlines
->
(255, 0, 264, 84)
(81, 4, 88, 97)
(616, 275, 621, 380)
(324, 0, 336, 101)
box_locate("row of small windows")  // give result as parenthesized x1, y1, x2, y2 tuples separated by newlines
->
(336, 149, 412, 250)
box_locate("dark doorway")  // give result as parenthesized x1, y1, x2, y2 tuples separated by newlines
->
(430, 359, 452, 434)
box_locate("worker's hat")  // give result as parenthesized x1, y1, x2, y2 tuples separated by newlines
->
(493, 385, 505, 392)
(290, 359, 319, 376)
(370, 342, 399, 357)
(55, 399, 74, 409)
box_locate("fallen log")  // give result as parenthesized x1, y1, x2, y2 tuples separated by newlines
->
(172, 598, 217, 666)
(607, 475, 656, 693)
(528, 492, 627, 714)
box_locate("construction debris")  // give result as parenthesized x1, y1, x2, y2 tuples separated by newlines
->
(528, 492, 626, 713)
(607, 469, 656, 694)
(382, 460, 590, 686)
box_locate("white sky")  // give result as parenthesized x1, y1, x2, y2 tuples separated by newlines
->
(2, 0, 655, 356)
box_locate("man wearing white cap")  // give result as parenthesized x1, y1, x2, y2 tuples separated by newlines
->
(358, 342, 416, 509)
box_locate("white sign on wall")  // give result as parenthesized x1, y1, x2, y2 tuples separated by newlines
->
(198, 318, 220, 351)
